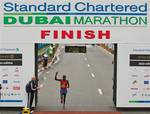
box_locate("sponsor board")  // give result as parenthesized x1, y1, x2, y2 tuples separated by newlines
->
(0, 0, 150, 43)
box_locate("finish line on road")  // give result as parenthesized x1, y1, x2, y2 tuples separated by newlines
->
(33, 112, 121, 114)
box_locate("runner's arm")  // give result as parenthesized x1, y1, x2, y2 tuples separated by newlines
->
(55, 72, 61, 81)
(67, 80, 70, 88)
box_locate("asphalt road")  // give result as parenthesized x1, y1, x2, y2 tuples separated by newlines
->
(37, 45, 114, 111)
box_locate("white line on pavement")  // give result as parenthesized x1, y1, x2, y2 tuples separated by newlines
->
(88, 64, 90, 67)
(91, 73, 95, 78)
(98, 88, 103, 95)
(43, 77, 47, 80)
(46, 71, 49, 74)
(39, 84, 44, 88)
(99, 46, 113, 57)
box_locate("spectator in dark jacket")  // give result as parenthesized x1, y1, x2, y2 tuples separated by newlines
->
(27, 77, 39, 113)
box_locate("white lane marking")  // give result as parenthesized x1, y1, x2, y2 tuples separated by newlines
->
(99, 46, 113, 57)
(91, 73, 95, 78)
(39, 84, 44, 88)
(84, 57, 87, 61)
(88, 64, 90, 67)
(46, 71, 49, 74)
(98, 88, 103, 95)
(43, 77, 47, 80)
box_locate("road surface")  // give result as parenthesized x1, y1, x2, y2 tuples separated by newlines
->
(37, 45, 114, 111)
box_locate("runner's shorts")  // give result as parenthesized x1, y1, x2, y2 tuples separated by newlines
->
(60, 88, 67, 94)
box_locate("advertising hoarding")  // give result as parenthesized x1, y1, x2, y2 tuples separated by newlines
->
(117, 43, 150, 107)
(0, 43, 34, 107)
(1, 0, 150, 43)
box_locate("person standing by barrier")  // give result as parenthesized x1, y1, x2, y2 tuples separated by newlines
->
(26, 76, 39, 113)
(43, 53, 48, 69)
(55, 72, 70, 109)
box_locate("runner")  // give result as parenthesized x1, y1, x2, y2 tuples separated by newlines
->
(55, 72, 70, 109)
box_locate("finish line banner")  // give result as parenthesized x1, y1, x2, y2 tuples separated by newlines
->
(1, 0, 150, 43)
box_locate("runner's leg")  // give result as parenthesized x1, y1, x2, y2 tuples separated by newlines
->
(60, 92, 63, 104)
(62, 94, 65, 109)
(63, 93, 66, 105)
